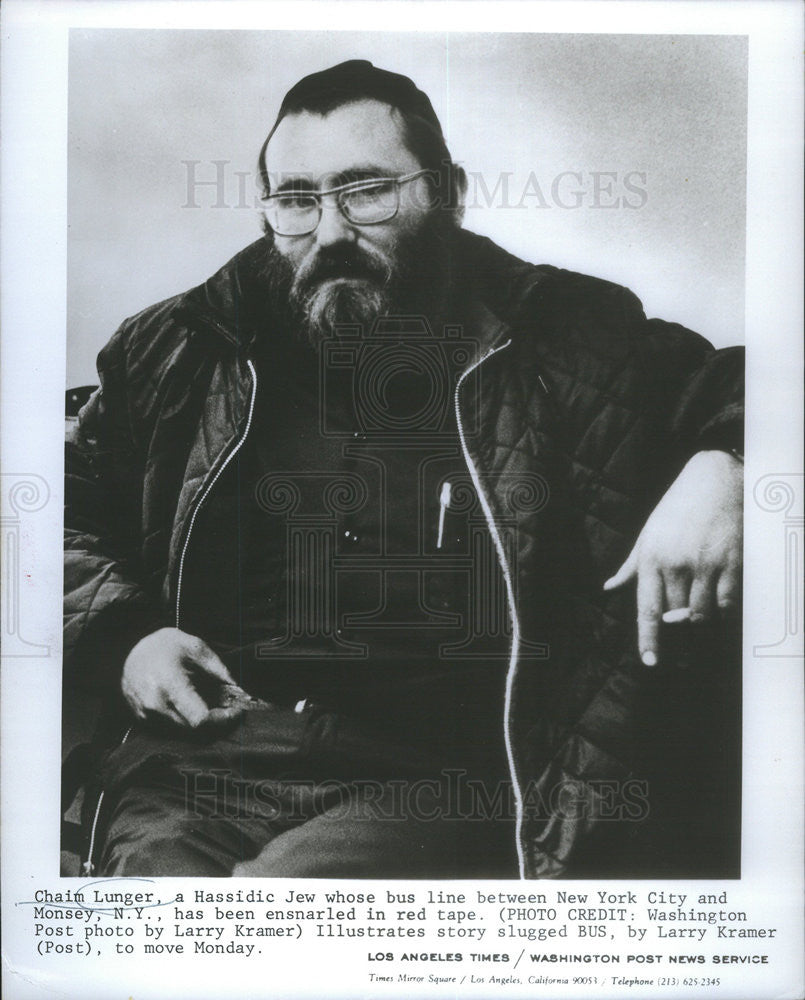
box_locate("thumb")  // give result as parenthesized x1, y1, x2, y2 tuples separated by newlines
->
(186, 636, 237, 684)
(603, 547, 638, 591)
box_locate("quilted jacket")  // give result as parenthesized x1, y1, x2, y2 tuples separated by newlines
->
(65, 230, 744, 879)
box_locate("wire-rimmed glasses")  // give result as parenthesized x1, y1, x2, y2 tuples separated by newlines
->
(262, 169, 432, 237)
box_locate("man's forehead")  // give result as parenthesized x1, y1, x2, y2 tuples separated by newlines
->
(264, 99, 421, 185)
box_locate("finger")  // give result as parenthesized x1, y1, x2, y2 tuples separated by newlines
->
(120, 681, 147, 719)
(662, 606, 692, 624)
(187, 637, 237, 683)
(166, 684, 210, 729)
(689, 574, 717, 623)
(145, 702, 187, 729)
(218, 682, 256, 709)
(663, 569, 690, 611)
(661, 571, 691, 624)
(716, 568, 741, 614)
(636, 567, 663, 666)
(603, 548, 638, 591)
(204, 704, 247, 729)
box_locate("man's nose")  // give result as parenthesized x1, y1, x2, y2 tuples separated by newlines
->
(314, 199, 357, 247)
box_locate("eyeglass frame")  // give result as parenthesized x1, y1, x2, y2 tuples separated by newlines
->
(260, 168, 433, 236)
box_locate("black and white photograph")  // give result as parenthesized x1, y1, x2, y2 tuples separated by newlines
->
(61, 28, 748, 882)
(1, 3, 802, 999)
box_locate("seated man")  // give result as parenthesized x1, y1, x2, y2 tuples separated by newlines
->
(64, 60, 743, 879)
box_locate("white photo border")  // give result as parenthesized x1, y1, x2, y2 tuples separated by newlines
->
(1, 3, 802, 999)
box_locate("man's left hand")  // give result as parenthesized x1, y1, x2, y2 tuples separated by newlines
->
(603, 449, 743, 666)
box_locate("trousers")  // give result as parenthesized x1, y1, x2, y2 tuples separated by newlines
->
(93, 702, 517, 878)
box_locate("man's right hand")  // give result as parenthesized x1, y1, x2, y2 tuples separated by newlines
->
(121, 627, 250, 730)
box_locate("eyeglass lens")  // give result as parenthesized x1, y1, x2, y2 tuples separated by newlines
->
(267, 180, 399, 235)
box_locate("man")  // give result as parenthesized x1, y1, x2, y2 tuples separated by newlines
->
(64, 60, 743, 879)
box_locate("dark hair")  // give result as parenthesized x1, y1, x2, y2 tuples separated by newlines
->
(257, 96, 466, 222)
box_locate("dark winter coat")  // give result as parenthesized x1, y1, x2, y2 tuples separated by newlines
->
(65, 230, 744, 878)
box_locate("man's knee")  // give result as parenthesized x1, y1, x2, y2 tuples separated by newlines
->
(98, 790, 236, 877)
(102, 831, 224, 877)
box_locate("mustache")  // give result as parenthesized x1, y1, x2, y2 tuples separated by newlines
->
(293, 243, 393, 295)
(257, 212, 456, 349)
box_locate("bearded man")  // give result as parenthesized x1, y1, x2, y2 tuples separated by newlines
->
(64, 60, 743, 879)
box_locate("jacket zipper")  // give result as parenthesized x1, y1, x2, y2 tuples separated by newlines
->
(83, 359, 258, 876)
(175, 359, 258, 629)
(83, 725, 132, 875)
(454, 338, 527, 880)
(85, 354, 528, 875)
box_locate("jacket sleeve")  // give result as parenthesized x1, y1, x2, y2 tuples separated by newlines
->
(530, 268, 745, 471)
(64, 324, 166, 691)
(639, 315, 744, 459)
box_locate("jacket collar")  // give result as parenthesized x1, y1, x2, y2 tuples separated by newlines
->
(173, 238, 270, 350)
(173, 229, 550, 355)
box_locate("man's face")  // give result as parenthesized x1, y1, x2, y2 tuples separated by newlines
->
(262, 99, 444, 345)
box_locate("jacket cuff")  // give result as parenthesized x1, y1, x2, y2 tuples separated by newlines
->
(692, 402, 744, 456)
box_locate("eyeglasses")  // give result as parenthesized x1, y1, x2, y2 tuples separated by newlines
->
(261, 169, 432, 237)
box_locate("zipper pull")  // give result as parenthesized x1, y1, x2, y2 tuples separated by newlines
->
(437, 481, 452, 549)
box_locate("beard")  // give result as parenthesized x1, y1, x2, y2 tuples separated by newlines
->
(259, 212, 454, 349)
